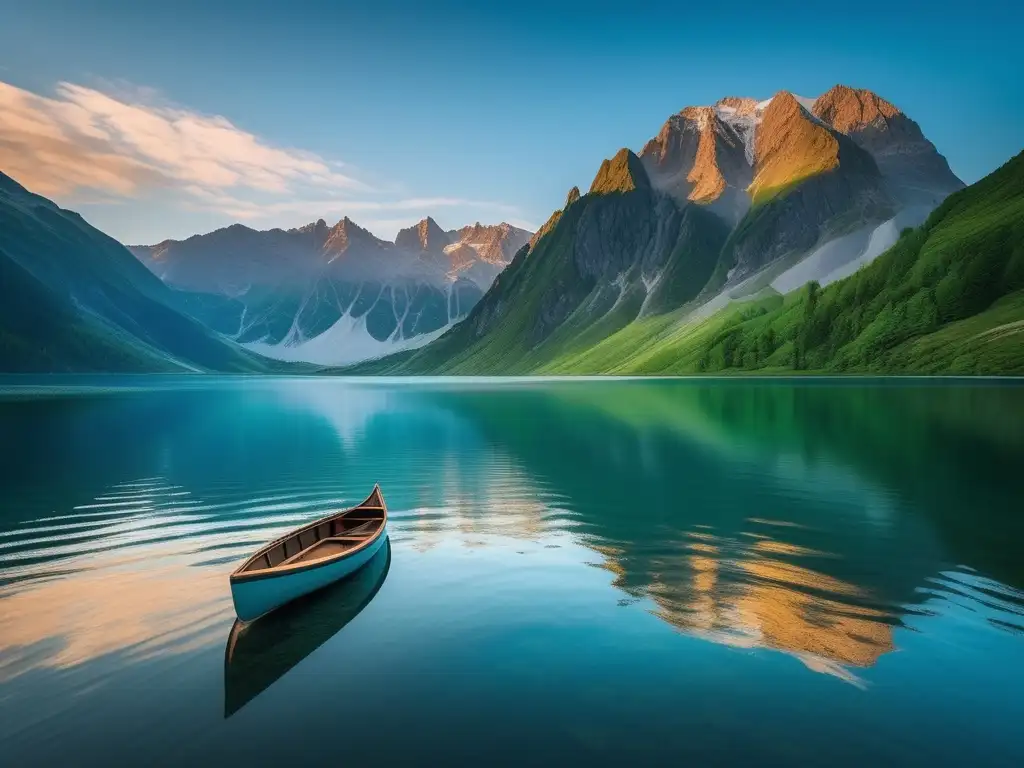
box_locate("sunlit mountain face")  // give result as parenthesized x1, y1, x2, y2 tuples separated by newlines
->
(1, 378, 1022, 764)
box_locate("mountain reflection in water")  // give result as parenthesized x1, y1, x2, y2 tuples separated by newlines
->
(0, 377, 1022, 766)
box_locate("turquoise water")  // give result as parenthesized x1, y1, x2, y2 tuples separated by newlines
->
(1, 377, 1023, 766)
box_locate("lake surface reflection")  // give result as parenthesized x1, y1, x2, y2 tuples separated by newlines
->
(1, 377, 1022, 766)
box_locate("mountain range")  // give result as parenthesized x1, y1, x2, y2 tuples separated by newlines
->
(129, 218, 531, 365)
(350, 85, 1021, 375)
(1, 82, 1020, 375)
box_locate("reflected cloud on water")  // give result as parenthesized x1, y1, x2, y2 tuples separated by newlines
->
(0, 378, 1023, 705)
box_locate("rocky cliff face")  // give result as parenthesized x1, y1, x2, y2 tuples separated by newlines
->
(640, 84, 962, 229)
(641, 101, 756, 223)
(749, 92, 846, 202)
(639, 85, 964, 291)
(718, 92, 895, 283)
(813, 85, 965, 206)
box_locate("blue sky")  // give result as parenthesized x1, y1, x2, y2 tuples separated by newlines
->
(1, 0, 1021, 244)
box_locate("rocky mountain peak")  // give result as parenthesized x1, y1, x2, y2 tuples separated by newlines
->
(456, 222, 492, 240)
(297, 218, 327, 231)
(715, 97, 761, 117)
(291, 218, 330, 240)
(323, 216, 383, 256)
(813, 85, 901, 133)
(448, 222, 532, 266)
(761, 91, 808, 121)
(530, 187, 581, 250)
(811, 84, 963, 206)
(679, 105, 716, 129)
(643, 109, 701, 166)
(638, 84, 958, 216)
(396, 216, 450, 254)
(639, 98, 757, 219)
(748, 91, 844, 203)
(589, 148, 651, 195)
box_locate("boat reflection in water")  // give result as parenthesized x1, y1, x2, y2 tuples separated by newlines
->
(223, 539, 391, 718)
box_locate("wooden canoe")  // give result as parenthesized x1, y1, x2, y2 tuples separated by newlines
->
(224, 538, 391, 717)
(229, 485, 389, 621)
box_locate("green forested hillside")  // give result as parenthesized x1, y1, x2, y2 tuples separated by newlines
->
(596, 149, 1024, 376)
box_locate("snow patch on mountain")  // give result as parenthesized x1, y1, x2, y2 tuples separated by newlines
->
(714, 105, 761, 165)
(771, 205, 932, 293)
(691, 205, 934, 322)
(245, 311, 449, 366)
(794, 95, 818, 113)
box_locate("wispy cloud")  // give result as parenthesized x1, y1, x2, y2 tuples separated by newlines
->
(0, 80, 362, 200)
(0, 79, 530, 237)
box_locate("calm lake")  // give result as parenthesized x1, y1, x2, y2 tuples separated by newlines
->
(1, 377, 1023, 766)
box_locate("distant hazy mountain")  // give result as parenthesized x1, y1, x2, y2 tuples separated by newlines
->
(130, 218, 531, 365)
(0, 171, 273, 373)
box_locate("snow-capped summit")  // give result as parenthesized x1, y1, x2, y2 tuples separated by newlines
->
(639, 84, 962, 222)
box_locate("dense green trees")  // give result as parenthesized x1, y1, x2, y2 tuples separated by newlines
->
(687, 150, 1024, 375)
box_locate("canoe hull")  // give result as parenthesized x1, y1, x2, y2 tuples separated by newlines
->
(231, 524, 388, 622)
(223, 539, 391, 718)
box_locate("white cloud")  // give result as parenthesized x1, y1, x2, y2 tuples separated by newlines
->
(0, 80, 364, 201)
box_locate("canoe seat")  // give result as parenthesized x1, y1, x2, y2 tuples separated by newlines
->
(286, 535, 376, 565)
(331, 519, 377, 537)
(243, 518, 381, 572)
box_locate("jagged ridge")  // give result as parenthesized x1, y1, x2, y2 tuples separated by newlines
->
(130, 216, 532, 365)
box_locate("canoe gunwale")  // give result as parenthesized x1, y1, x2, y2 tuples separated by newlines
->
(229, 485, 387, 585)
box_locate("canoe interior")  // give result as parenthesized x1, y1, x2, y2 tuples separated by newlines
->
(240, 509, 385, 575)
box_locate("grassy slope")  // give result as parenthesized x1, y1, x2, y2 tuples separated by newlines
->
(345, 196, 727, 376)
(542, 150, 1024, 376)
